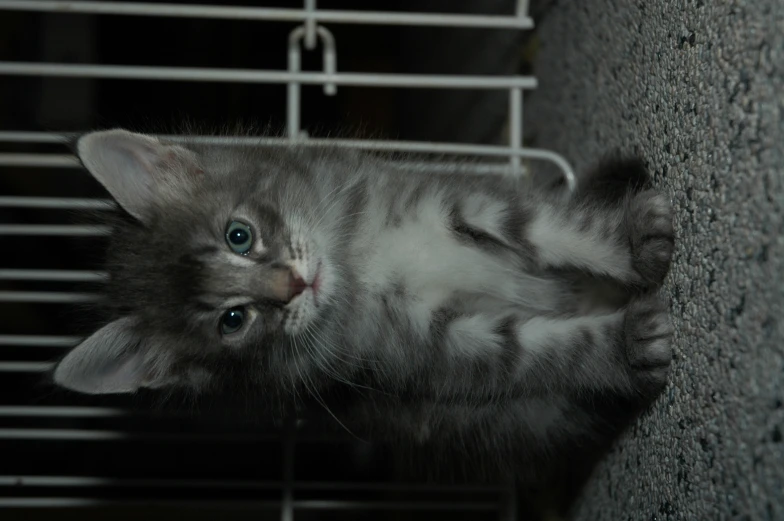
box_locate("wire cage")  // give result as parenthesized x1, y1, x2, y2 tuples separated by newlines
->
(0, 1, 575, 519)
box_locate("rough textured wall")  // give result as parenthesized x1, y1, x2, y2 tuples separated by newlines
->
(526, 1, 784, 519)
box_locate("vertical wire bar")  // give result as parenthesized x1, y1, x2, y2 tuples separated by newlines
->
(303, 0, 317, 50)
(287, 28, 305, 139)
(281, 417, 296, 521)
(516, 0, 530, 18)
(509, 87, 522, 174)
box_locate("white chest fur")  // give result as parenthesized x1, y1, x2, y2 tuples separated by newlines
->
(356, 193, 524, 323)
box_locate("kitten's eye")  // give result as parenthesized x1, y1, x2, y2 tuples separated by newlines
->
(220, 307, 245, 335)
(225, 221, 252, 254)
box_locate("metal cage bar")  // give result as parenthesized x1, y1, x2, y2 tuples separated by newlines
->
(0, 269, 107, 282)
(0, 62, 539, 89)
(0, 336, 80, 347)
(0, 498, 500, 511)
(0, 134, 576, 186)
(0, 0, 534, 29)
(0, 475, 505, 493)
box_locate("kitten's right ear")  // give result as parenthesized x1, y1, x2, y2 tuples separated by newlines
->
(77, 129, 201, 223)
(53, 317, 165, 395)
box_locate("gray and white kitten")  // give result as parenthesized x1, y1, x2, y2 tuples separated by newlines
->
(53, 129, 674, 472)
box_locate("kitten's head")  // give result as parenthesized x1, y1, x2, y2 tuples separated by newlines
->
(53, 130, 351, 396)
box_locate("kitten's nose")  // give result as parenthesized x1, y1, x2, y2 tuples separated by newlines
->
(288, 269, 308, 302)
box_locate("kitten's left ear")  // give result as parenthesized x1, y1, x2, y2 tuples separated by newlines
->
(53, 317, 175, 395)
(77, 129, 201, 223)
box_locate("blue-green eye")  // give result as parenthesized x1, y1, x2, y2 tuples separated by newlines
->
(220, 307, 245, 335)
(225, 221, 252, 254)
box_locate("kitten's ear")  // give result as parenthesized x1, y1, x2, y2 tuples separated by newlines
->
(53, 317, 172, 394)
(77, 129, 201, 223)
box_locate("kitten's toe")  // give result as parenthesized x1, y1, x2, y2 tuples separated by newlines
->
(629, 190, 675, 287)
(624, 293, 674, 397)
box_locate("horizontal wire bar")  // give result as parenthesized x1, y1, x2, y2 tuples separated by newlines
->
(0, 1, 533, 29)
(0, 428, 382, 444)
(0, 139, 573, 185)
(0, 362, 52, 372)
(0, 131, 516, 151)
(0, 62, 538, 89)
(381, 161, 525, 175)
(0, 153, 80, 167)
(0, 475, 503, 493)
(0, 132, 575, 186)
(298, 138, 523, 156)
(0, 134, 573, 190)
(0, 161, 521, 180)
(0, 406, 122, 417)
(0, 152, 524, 175)
(0, 224, 110, 236)
(0, 131, 69, 143)
(0, 335, 80, 346)
(0, 269, 107, 281)
(0, 476, 279, 490)
(0, 131, 535, 157)
(0, 498, 281, 509)
(296, 500, 497, 511)
(295, 482, 502, 494)
(0, 197, 115, 210)
(0, 156, 524, 177)
(0, 405, 219, 420)
(0, 497, 497, 511)
(0, 428, 279, 441)
(0, 291, 100, 303)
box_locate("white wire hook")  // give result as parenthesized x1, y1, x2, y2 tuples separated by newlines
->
(287, 24, 337, 139)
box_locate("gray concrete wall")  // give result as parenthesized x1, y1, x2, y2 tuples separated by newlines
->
(525, 1, 784, 519)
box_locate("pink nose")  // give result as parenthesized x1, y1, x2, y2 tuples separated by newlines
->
(288, 270, 308, 302)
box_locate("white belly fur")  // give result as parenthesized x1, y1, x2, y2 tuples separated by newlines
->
(358, 197, 525, 324)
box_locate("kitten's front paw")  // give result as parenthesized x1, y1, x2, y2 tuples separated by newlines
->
(624, 293, 673, 397)
(629, 190, 675, 287)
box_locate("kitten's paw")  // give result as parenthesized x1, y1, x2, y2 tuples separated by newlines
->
(624, 293, 673, 396)
(629, 190, 675, 287)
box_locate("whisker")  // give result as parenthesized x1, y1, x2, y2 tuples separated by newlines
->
(300, 327, 371, 396)
(302, 326, 386, 396)
(292, 328, 365, 442)
(311, 181, 363, 230)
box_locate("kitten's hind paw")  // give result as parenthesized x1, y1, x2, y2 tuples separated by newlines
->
(629, 190, 675, 287)
(624, 293, 674, 397)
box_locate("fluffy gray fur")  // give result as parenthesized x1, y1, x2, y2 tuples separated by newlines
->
(52, 129, 675, 474)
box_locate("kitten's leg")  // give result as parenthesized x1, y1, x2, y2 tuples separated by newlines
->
(524, 160, 674, 287)
(512, 294, 672, 397)
(437, 292, 673, 399)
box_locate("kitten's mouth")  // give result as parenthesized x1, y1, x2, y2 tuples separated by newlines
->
(289, 261, 322, 306)
(310, 262, 322, 305)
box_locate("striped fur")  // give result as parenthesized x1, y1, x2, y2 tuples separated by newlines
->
(52, 131, 675, 474)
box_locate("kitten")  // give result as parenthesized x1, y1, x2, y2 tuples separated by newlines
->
(52, 129, 674, 474)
